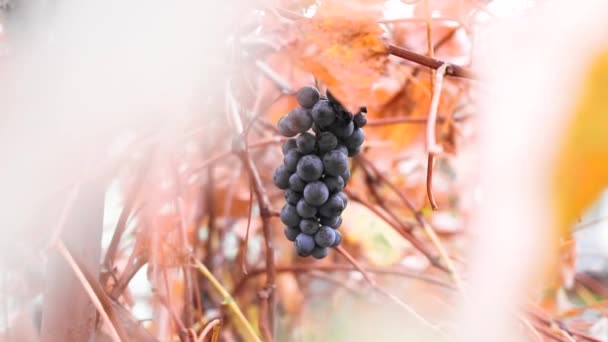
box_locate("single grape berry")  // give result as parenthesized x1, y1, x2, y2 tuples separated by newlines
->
(344, 128, 365, 150)
(318, 194, 345, 218)
(286, 107, 313, 134)
(284, 226, 300, 242)
(282, 138, 297, 154)
(296, 199, 317, 218)
(284, 189, 302, 205)
(296, 86, 321, 109)
(317, 131, 338, 153)
(353, 112, 367, 128)
(289, 173, 306, 192)
(296, 132, 316, 154)
(320, 215, 341, 228)
(312, 246, 329, 259)
(311, 100, 336, 127)
(314, 226, 336, 247)
(347, 146, 361, 157)
(340, 168, 351, 183)
(296, 155, 323, 182)
(336, 192, 348, 207)
(323, 175, 344, 193)
(299, 218, 320, 235)
(278, 116, 297, 137)
(272, 165, 291, 190)
(303, 181, 329, 206)
(323, 150, 349, 176)
(280, 204, 301, 227)
(329, 119, 354, 139)
(331, 230, 342, 247)
(283, 149, 302, 172)
(333, 216, 343, 229)
(334, 145, 348, 156)
(295, 234, 315, 257)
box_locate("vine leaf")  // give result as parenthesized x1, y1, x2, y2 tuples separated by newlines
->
(287, 17, 390, 113)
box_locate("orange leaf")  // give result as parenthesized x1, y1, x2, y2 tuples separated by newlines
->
(288, 17, 389, 113)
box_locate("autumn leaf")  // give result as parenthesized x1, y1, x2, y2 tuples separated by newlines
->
(287, 17, 390, 113)
(552, 49, 608, 238)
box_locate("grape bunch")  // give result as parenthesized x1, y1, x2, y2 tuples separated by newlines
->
(272, 86, 366, 259)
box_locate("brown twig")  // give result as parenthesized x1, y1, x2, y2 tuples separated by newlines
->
(344, 188, 447, 272)
(197, 319, 222, 342)
(335, 246, 377, 287)
(387, 44, 477, 80)
(110, 252, 147, 299)
(366, 115, 469, 126)
(226, 79, 276, 339)
(104, 153, 152, 270)
(233, 263, 455, 296)
(56, 240, 129, 342)
(356, 154, 463, 288)
(426, 154, 439, 210)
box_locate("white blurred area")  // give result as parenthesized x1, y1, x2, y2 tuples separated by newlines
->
(457, 0, 608, 341)
(0, 0, 240, 267)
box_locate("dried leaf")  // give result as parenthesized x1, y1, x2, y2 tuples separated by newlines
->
(288, 17, 389, 113)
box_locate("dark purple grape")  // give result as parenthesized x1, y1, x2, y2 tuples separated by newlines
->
(354, 112, 367, 128)
(299, 218, 319, 235)
(286, 107, 313, 134)
(296, 132, 316, 154)
(272, 165, 291, 190)
(312, 246, 329, 259)
(322, 150, 348, 176)
(284, 226, 300, 242)
(334, 145, 348, 156)
(336, 192, 348, 207)
(331, 230, 342, 247)
(283, 149, 302, 172)
(347, 146, 361, 157)
(312, 123, 322, 135)
(296, 155, 323, 182)
(289, 173, 306, 192)
(280, 204, 301, 227)
(329, 119, 354, 139)
(317, 131, 338, 153)
(318, 194, 345, 218)
(295, 234, 315, 257)
(296, 86, 320, 109)
(314, 226, 336, 247)
(339, 168, 351, 183)
(278, 116, 297, 137)
(332, 216, 343, 229)
(311, 100, 336, 127)
(296, 199, 317, 218)
(344, 128, 365, 150)
(320, 215, 340, 228)
(282, 138, 297, 155)
(303, 181, 329, 206)
(284, 189, 302, 205)
(323, 175, 344, 193)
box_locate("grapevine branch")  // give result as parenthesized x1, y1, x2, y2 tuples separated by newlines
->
(56, 240, 128, 342)
(387, 44, 477, 80)
(226, 80, 276, 340)
(356, 155, 462, 288)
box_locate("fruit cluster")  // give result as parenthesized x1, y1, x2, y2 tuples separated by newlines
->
(273, 86, 366, 259)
